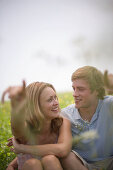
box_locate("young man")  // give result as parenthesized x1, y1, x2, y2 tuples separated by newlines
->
(61, 66, 113, 170)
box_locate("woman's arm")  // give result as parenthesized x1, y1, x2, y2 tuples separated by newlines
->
(13, 118, 72, 158)
(1, 81, 27, 142)
(6, 157, 18, 170)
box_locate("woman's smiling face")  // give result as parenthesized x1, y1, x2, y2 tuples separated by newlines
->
(40, 87, 60, 120)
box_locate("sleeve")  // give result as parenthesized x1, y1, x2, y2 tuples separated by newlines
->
(109, 96, 113, 115)
(61, 104, 75, 122)
(61, 106, 71, 119)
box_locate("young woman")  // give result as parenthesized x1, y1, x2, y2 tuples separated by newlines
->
(2, 81, 72, 170)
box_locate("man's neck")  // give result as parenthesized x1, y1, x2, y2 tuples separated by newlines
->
(78, 100, 99, 122)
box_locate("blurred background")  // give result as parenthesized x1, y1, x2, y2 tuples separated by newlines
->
(0, 0, 113, 98)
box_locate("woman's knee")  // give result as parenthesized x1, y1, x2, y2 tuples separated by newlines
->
(42, 155, 58, 164)
(42, 155, 63, 170)
(23, 158, 42, 170)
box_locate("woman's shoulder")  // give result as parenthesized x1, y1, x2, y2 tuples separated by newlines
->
(60, 116, 71, 126)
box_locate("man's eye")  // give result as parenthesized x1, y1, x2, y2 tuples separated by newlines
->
(79, 88, 85, 91)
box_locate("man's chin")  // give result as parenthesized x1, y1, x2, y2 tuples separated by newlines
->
(75, 103, 80, 109)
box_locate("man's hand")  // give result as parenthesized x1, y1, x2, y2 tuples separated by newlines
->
(104, 70, 113, 95)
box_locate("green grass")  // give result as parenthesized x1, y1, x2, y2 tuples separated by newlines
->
(0, 92, 74, 170)
(0, 102, 16, 170)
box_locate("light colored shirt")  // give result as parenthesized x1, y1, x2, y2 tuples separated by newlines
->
(61, 96, 113, 163)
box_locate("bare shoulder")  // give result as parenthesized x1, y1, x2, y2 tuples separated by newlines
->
(60, 115, 70, 123)
(60, 116, 71, 128)
(58, 116, 72, 144)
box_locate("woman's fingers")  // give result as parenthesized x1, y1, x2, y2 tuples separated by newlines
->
(10, 147, 18, 154)
(22, 80, 26, 90)
(1, 80, 26, 104)
(12, 137, 19, 146)
(1, 87, 11, 104)
(7, 137, 13, 147)
(8, 137, 13, 141)
(7, 140, 13, 147)
(10, 148, 14, 152)
(12, 137, 21, 154)
(10, 81, 26, 101)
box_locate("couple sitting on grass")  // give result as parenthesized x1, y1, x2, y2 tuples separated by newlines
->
(2, 66, 113, 170)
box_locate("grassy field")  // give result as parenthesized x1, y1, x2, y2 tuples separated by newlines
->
(0, 92, 74, 170)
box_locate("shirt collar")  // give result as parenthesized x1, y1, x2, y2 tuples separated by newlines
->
(90, 99, 103, 123)
(73, 106, 81, 120)
(74, 99, 103, 123)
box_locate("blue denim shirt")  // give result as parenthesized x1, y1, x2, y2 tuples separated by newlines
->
(61, 96, 113, 163)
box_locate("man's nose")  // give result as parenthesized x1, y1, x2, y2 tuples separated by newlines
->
(73, 89, 79, 97)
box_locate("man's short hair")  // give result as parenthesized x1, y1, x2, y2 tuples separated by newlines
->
(71, 66, 105, 99)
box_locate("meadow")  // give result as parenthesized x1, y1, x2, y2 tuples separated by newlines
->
(0, 92, 74, 170)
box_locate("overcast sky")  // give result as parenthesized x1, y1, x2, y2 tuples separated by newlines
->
(0, 0, 113, 98)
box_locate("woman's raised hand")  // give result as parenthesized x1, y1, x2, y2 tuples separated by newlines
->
(1, 80, 26, 112)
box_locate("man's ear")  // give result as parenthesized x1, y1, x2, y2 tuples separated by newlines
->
(93, 89, 98, 97)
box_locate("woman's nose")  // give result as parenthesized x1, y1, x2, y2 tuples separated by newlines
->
(53, 98, 59, 105)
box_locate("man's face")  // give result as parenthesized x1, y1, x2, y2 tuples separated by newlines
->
(72, 79, 98, 110)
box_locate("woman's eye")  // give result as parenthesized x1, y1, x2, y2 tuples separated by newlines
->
(54, 96, 57, 100)
(48, 98, 52, 102)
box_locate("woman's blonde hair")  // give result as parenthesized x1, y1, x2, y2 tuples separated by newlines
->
(25, 82, 63, 134)
(71, 66, 105, 99)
